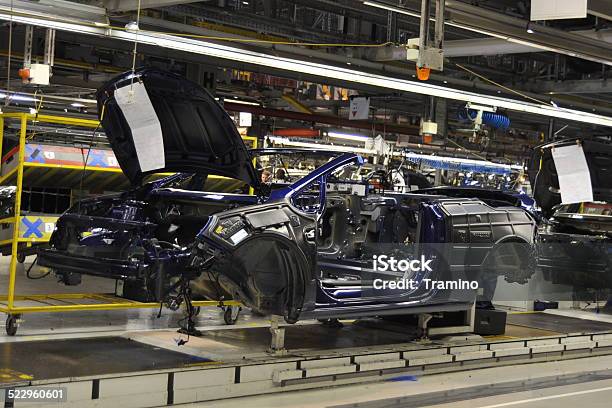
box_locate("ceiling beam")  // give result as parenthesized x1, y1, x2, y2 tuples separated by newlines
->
(103, 0, 203, 12)
(444, 29, 612, 57)
(366, 0, 612, 66)
(223, 102, 419, 135)
(588, 0, 612, 20)
(526, 79, 612, 95)
(0, 0, 107, 25)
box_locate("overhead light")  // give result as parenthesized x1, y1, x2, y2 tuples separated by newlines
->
(70, 102, 86, 107)
(327, 131, 371, 142)
(526, 22, 535, 34)
(1, 89, 95, 104)
(363, 1, 420, 17)
(2, 11, 612, 128)
(223, 98, 261, 106)
(0, 92, 36, 102)
(125, 21, 140, 31)
(268, 136, 376, 154)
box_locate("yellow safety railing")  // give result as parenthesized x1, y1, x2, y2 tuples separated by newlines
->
(0, 112, 245, 333)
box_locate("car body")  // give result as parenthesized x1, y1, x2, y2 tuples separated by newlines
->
(38, 68, 537, 323)
(528, 138, 612, 289)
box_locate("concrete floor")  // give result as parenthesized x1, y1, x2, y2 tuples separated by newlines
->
(3, 255, 612, 407)
(0, 255, 266, 339)
(183, 355, 612, 408)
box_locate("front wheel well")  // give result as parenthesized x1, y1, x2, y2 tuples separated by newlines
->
(217, 233, 311, 322)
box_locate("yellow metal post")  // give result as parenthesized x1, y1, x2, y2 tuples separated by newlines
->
(0, 113, 244, 324)
(7, 114, 27, 310)
(0, 115, 4, 165)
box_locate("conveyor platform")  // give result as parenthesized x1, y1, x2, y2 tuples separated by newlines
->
(2, 313, 612, 407)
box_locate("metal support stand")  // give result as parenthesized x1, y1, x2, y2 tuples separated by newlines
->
(268, 315, 287, 355)
(23, 25, 33, 69)
(221, 305, 241, 325)
(416, 0, 445, 71)
(417, 303, 477, 342)
(176, 280, 202, 337)
(44, 28, 56, 72)
(417, 313, 433, 342)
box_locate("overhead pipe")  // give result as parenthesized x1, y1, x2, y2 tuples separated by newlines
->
(445, 29, 612, 58)
(272, 128, 320, 137)
(121, 15, 612, 115)
(223, 102, 420, 136)
(4, 10, 612, 124)
(458, 109, 511, 130)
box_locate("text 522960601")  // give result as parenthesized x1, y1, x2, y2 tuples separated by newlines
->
(4, 387, 67, 402)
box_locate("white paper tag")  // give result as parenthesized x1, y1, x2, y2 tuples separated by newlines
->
(551, 143, 594, 205)
(349, 96, 370, 120)
(230, 229, 248, 245)
(114, 82, 165, 172)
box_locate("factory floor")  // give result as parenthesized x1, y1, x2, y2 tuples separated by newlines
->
(184, 355, 612, 408)
(2, 256, 612, 407)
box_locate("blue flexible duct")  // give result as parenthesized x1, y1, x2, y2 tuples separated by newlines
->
(458, 108, 511, 130)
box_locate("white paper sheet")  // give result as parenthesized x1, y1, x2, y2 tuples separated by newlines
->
(114, 82, 165, 172)
(551, 143, 593, 204)
(349, 96, 370, 120)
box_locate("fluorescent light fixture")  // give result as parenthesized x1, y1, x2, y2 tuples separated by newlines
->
(215, 97, 260, 106)
(327, 131, 371, 142)
(268, 136, 376, 155)
(1, 89, 95, 104)
(70, 102, 86, 108)
(226, 99, 260, 106)
(2, 11, 612, 127)
(125, 21, 140, 31)
(0, 92, 36, 102)
(363, 1, 420, 17)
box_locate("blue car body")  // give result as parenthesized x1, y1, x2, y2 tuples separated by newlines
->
(38, 68, 537, 323)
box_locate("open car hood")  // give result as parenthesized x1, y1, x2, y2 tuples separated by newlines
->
(96, 68, 260, 188)
(528, 139, 612, 216)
